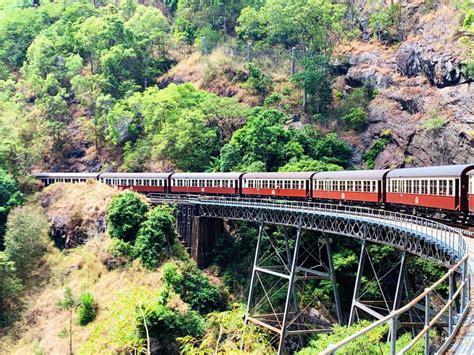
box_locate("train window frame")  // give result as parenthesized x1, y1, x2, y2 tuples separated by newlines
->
(363, 181, 369, 192)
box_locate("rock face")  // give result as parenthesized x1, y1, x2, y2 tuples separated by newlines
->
(339, 5, 474, 168)
(396, 43, 466, 88)
(37, 181, 118, 249)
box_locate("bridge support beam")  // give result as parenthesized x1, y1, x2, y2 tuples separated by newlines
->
(349, 241, 409, 327)
(245, 222, 340, 354)
(176, 205, 223, 268)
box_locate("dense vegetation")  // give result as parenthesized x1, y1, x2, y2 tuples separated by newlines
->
(0, 0, 471, 353)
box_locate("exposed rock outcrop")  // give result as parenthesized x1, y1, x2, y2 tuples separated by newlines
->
(339, 5, 474, 168)
(35, 181, 118, 248)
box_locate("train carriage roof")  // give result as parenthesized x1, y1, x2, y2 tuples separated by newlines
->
(387, 164, 474, 178)
(313, 169, 390, 180)
(171, 172, 244, 179)
(100, 172, 173, 179)
(32, 172, 99, 178)
(243, 172, 316, 179)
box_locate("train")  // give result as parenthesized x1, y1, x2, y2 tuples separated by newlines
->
(33, 164, 474, 224)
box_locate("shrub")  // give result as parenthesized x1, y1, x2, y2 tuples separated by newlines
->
(422, 115, 446, 131)
(134, 205, 176, 269)
(108, 238, 135, 259)
(77, 292, 97, 326)
(0, 168, 23, 244)
(4, 205, 50, 280)
(298, 320, 423, 354)
(369, 4, 402, 43)
(163, 261, 227, 314)
(107, 191, 149, 242)
(363, 131, 391, 169)
(179, 305, 272, 353)
(341, 107, 368, 130)
(0, 252, 23, 323)
(142, 304, 205, 352)
(243, 63, 273, 97)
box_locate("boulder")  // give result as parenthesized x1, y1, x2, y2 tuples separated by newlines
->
(396, 44, 422, 77)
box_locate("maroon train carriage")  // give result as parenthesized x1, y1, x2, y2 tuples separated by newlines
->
(33, 172, 100, 186)
(468, 170, 474, 213)
(170, 173, 243, 195)
(385, 164, 474, 212)
(242, 172, 315, 198)
(312, 169, 389, 203)
(99, 172, 172, 193)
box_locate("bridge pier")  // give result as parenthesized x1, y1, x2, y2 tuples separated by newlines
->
(176, 204, 223, 268)
(245, 222, 341, 354)
(348, 241, 410, 327)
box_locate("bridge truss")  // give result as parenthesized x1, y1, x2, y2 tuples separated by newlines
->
(148, 194, 469, 354)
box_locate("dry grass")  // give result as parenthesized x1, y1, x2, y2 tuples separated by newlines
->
(0, 233, 174, 355)
(0, 182, 173, 353)
(35, 180, 118, 226)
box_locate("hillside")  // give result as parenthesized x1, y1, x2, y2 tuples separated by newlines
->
(0, 0, 472, 354)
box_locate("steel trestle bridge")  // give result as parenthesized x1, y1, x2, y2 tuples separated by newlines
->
(148, 194, 470, 354)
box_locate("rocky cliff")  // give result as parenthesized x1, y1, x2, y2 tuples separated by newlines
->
(339, 4, 473, 168)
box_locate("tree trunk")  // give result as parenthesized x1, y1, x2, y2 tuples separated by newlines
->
(69, 309, 73, 355)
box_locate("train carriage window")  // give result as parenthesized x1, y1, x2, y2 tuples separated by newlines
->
(439, 180, 447, 196)
(448, 180, 454, 196)
(429, 180, 437, 195)
(364, 181, 370, 192)
(347, 181, 353, 191)
(355, 181, 361, 192)
(421, 180, 428, 194)
(414, 180, 420, 194)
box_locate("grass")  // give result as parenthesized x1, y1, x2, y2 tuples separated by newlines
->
(0, 233, 178, 354)
(0, 182, 177, 354)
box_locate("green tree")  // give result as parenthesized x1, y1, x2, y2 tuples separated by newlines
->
(0, 168, 23, 243)
(218, 108, 351, 171)
(126, 4, 170, 88)
(163, 261, 227, 314)
(237, 0, 345, 53)
(180, 305, 272, 353)
(74, 12, 127, 74)
(77, 292, 97, 326)
(153, 110, 220, 171)
(279, 158, 342, 172)
(298, 320, 422, 354)
(99, 44, 140, 98)
(58, 287, 76, 355)
(0, 6, 58, 77)
(3, 205, 49, 280)
(0, 252, 23, 323)
(292, 54, 332, 113)
(134, 205, 176, 269)
(107, 191, 149, 242)
(369, 4, 402, 44)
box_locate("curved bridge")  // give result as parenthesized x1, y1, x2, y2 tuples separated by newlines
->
(148, 194, 470, 354)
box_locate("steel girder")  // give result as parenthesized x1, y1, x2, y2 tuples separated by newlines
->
(197, 204, 455, 268)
